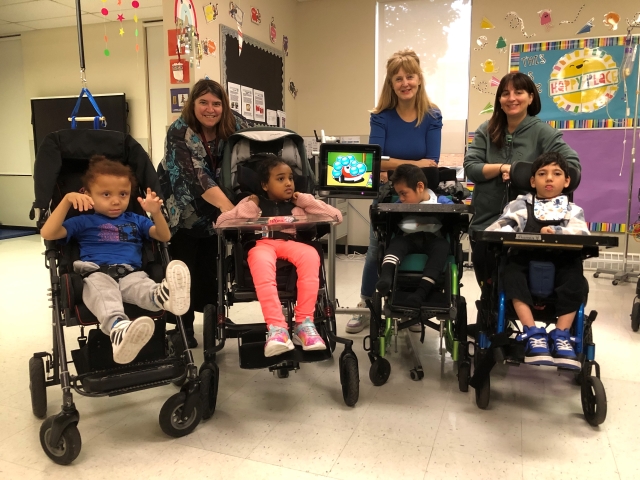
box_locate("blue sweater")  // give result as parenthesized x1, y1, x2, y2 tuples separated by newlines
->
(369, 108, 443, 162)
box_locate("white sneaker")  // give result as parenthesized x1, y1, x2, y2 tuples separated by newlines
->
(110, 316, 155, 364)
(154, 260, 191, 316)
(345, 301, 370, 334)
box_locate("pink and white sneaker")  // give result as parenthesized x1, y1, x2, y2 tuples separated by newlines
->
(264, 325, 294, 357)
(293, 318, 327, 351)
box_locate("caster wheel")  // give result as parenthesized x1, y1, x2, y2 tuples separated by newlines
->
(409, 369, 424, 381)
(369, 357, 391, 386)
(159, 392, 202, 437)
(199, 363, 219, 421)
(612, 280, 619, 286)
(340, 354, 360, 407)
(39, 416, 81, 465)
(475, 375, 491, 409)
(631, 302, 640, 332)
(458, 361, 471, 393)
(593, 273, 599, 278)
(276, 369, 289, 379)
(29, 356, 47, 419)
(582, 376, 607, 426)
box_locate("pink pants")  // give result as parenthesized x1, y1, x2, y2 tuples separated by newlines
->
(247, 239, 321, 328)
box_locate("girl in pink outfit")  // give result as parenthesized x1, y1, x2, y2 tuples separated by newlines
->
(215, 155, 343, 357)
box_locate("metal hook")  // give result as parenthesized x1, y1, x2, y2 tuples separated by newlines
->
(80, 68, 87, 87)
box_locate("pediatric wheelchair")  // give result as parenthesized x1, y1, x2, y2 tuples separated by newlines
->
(29, 129, 203, 465)
(365, 167, 473, 387)
(199, 128, 360, 419)
(469, 161, 618, 426)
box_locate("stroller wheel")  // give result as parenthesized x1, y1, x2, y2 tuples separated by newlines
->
(340, 353, 359, 407)
(29, 356, 47, 418)
(199, 363, 219, 420)
(39, 416, 81, 465)
(475, 375, 490, 409)
(369, 357, 391, 386)
(159, 392, 202, 437)
(457, 361, 470, 393)
(582, 376, 607, 426)
(631, 301, 640, 332)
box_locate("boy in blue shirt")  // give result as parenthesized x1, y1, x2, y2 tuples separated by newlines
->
(41, 156, 191, 364)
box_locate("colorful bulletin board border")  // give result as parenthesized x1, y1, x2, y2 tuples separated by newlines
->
(587, 222, 625, 233)
(510, 35, 640, 129)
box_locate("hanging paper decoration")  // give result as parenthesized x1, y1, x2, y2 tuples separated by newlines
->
(490, 76, 500, 87)
(505, 12, 535, 38)
(289, 80, 298, 99)
(203, 3, 218, 23)
(176, 0, 198, 29)
(576, 18, 594, 35)
(283, 35, 289, 56)
(174, 0, 201, 66)
(471, 76, 493, 95)
(559, 4, 585, 24)
(481, 59, 498, 73)
(170, 59, 190, 84)
(132, 1, 139, 53)
(132, 0, 139, 6)
(538, 9, 552, 31)
(250, 7, 261, 25)
(101, 7, 108, 15)
(474, 35, 487, 51)
(229, 2, 244, 26)
(603, 12, 620, 31)
(202, 38, 217, 56)
(626, 12, 640, 28)
(480, 103, 494, 115)
(480, 17, 495, 29)
(101, 6, 109, 56)
(238, 23, 243, 56)
(269, 17, 276, 44)
(496, 36, 507, 53)
(119, 27, 125, 36)
(117, 14, 125, 22)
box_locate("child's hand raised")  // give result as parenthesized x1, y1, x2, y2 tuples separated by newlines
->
(138, 188, 164, 214)
(66, 192, 94, 212)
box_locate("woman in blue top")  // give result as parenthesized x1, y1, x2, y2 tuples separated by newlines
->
(347, 49, 443, 334)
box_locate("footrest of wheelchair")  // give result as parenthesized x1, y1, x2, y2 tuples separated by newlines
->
(79, 358, 185, 394)
(390, 290, 451, 310)
(239, 342, 332, 369)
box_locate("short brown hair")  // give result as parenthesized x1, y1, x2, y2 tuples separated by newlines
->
(181, 79, 236, 141)
(83, 155, 137, 192)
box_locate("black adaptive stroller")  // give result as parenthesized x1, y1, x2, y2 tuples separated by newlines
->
(199, 127, 360, 418)
(29, 129, 203, 465)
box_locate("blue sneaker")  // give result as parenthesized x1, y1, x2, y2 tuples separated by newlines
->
(521, 326, 554, 366)
(549, 328, 581, 370)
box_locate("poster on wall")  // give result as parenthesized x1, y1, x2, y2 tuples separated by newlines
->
(171, 88, 190, 113)
(277, 110, 286, 128)
(253, 89, 266, 123)
(227, 82, 241, 114)
(510, 34, 640, 128)
(266, 109, 277, 126)
(241, 85, 254, 120)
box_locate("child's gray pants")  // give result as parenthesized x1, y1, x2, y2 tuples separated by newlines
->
(73, 261, 160, 335)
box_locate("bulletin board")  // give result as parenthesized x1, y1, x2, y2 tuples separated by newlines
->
(220, 25, 284, 113)
(509, 34, 640, 129)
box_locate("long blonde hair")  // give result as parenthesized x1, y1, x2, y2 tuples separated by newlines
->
(372, 49, 437, 126)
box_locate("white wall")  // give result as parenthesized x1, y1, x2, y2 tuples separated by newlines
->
(145, 23, 167, 166)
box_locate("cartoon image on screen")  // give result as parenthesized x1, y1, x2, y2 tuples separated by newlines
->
(327, 152, 374, 189)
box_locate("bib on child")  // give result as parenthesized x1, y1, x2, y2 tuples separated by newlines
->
(533, 195, 569, 222)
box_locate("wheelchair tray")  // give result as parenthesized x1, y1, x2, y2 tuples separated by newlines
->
(470, 231, 618, 250)
(215, 214, 340, 233)
(374, 203, 474, 214)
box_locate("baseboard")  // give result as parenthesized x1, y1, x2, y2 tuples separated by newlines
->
(0, 225, 37, 232)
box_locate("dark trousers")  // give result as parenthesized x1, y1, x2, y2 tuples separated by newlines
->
(168, 229, 218, 332)
(503, 251, 587, 316)
(385, 232, 449, 281)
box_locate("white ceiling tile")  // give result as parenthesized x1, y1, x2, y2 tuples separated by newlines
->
(54, 0, 162, 15)
(20, 13, 103, 29)
(0, 0, 38, 5)
(0, 22, 34, 34)
(0, 0, 76, 22)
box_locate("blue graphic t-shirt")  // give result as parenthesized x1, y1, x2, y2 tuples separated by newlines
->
(62, 212, 154, 268)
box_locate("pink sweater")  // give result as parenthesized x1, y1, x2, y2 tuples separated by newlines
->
(215, 193, 342, 236)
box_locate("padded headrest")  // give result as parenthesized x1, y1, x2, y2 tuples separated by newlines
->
(510, 161, 581, 195)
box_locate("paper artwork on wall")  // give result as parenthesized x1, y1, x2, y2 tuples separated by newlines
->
(175, 0, 197, 29)
(250, 7, 261, 24)
(283, 35, 289, 56)
(202, 38, 216, 56)
(229, 2, 243, 26)
(170, 59, 190, 84)
(496, 36, 507, 53)
(266, 109, 277, 126)
(480, 17, 495, 29)
(538, 9, 552, 31)
(526, 72, 542, 93)
(559, 4, 585, 25)
(171, 88, 190, 113)
(505, 11, 535, 38)
(481, 59, 498, 73)
(228, 82, 241, 114)
(490, 76, 500, 87)
(241, 85, 254, 120)
(626, 12, 640, 28)
(237, 23, 243, 55)
(480, 102, 494, 114)
(576, 18, 594, 35)
(269, 17, 277, 44)
(471, 76, 493, 95)
(203, 3, 218, 23)
(288, 80, 298, 99)
(254, 89, 265, 122)
(603, 12, 620, 31)
(474, 35, 488, 50)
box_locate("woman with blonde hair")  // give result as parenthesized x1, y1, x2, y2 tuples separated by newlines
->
(347, 49, 443, 334)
